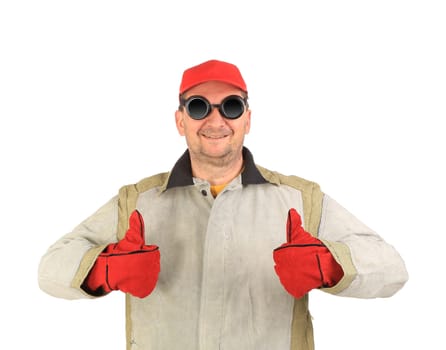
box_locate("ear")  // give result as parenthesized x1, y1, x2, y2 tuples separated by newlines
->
(244, 109, 252, 135)
(175, 110, 185, 136)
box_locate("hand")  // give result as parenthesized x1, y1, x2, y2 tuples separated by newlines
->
(273, 208, 343, 299)
(84, 210, 160, 298)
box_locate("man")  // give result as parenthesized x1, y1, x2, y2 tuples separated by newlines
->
(38, 59, 408, 350)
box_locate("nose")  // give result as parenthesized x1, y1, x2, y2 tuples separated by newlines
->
(203, 106, 227, 126)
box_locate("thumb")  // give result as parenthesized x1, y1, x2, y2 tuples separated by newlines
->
(116, 210, 145, 251)
(286, 208, 303, 243)
(286, 208, 323, 246)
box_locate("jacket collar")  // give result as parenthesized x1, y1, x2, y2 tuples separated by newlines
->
(164, 147, 267, 190)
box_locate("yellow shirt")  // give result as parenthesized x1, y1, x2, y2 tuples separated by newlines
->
(210, 183, 227, 197)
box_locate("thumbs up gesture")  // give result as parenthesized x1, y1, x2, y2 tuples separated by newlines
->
(84, 210, 160, 298)
(273, 208, 343, 299)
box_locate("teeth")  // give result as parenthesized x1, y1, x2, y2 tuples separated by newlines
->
(203, 134, 227, 139)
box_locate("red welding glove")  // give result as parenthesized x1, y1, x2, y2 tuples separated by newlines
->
(84, 210, 160, 298)
(273, 208, 344, 299)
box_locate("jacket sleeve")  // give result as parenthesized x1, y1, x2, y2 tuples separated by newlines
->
(318, 194, 408, 298)
(38, 196, 119, 300)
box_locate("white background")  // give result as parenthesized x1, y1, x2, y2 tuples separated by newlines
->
(1, 0, 445, 349)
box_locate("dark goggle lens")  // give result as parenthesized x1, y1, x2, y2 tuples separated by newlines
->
(221, 97, 245, 119)
(186, 98, 209, 120)
(183, 95, 246, 120)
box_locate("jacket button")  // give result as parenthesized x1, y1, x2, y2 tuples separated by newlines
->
(201, 189, 208, 196)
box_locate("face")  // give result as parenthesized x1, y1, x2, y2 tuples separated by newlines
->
(175, 81, 251, 168)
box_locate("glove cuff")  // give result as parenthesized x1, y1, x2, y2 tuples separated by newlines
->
(318, 250, 344, 287)
(82, 254, 112, 296)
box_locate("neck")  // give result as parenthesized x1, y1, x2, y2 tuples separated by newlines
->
(190, 151, 244, 186)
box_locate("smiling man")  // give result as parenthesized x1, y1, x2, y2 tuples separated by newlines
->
(38, 59, 408, 350)
(176, 78, 251, 187)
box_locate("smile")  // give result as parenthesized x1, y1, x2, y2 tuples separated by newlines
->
(202, 134, 228, 139)
(200, 131, 231, 139)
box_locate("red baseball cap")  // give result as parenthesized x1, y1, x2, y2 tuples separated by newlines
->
(179, 59, 247, 94)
